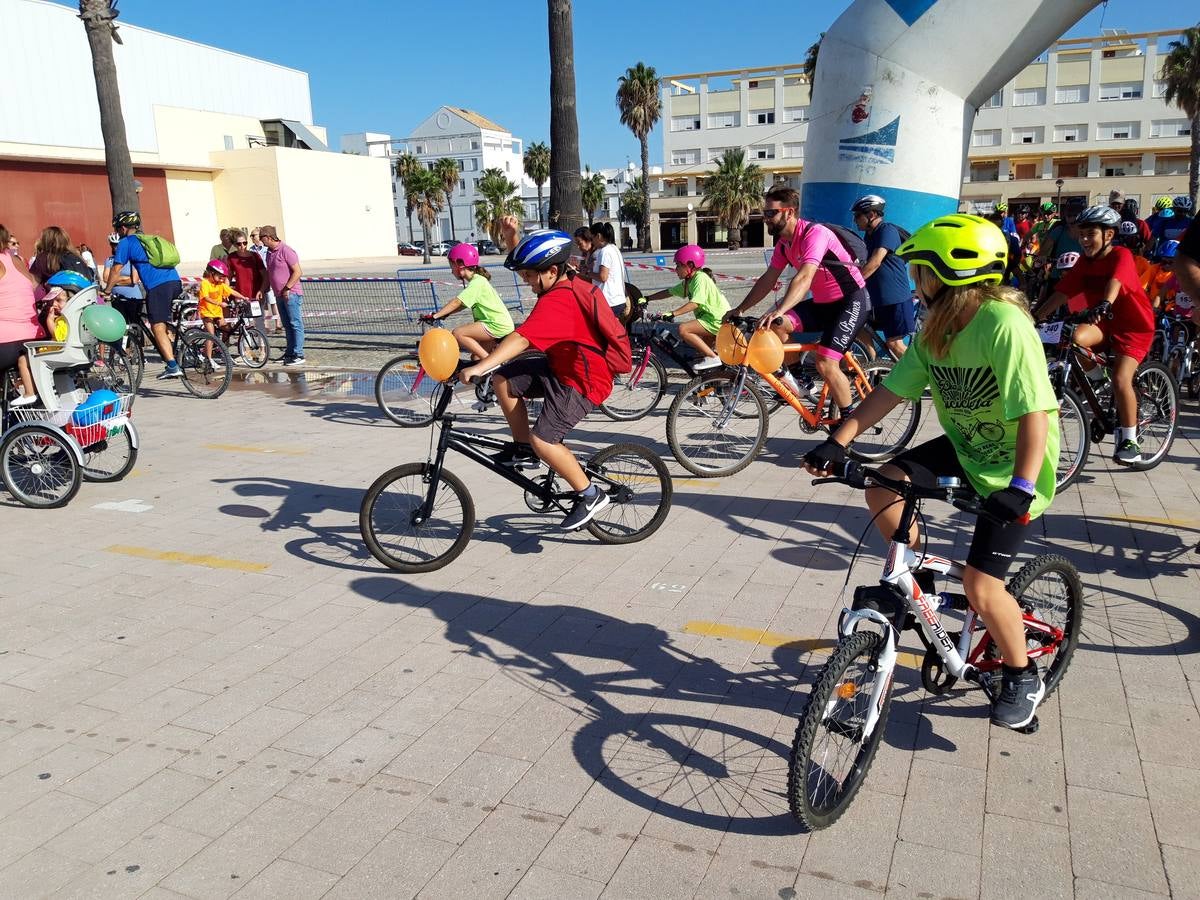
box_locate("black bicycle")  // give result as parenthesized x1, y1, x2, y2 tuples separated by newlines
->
(217, 299, 271, 368)
(360, 369, 673, 572)
(119, 295, 233, 399)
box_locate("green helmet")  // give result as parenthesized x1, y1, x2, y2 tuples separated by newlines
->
(1154, 196, 1173, 211)
(995, 202, 1008, 213)
(80, 303, 128, 343)
(897, 214, 1009, 287)
(1039, 201, 1056, 214)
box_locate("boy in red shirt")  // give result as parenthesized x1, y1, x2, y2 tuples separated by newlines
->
(1038, 205, 1155, 465)
(460, 217, 614, 531)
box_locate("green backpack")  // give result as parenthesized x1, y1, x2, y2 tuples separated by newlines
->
(134, 233, 181, 269)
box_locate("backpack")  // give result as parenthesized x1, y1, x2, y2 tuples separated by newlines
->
(134, 234, 181, 269)
(800, 221, 868, 297)
(570, 276, 633, 375)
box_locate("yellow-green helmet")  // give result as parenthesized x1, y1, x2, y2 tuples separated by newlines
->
(1154, 196, 1173, 211)
(897, 214, 1009, 287)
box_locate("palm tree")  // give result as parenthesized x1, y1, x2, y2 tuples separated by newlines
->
(475, 168, 524, 246)
(433, 157, 461, 241)
(548, 0, 583, 233)
(581, 168, 607, 226)
(702, 149, 764, 250)
(619, 175, 647, 228)
(616, 62, 661, 251)
(409, 168, 445, 264)
(803, 33, 824, 102)
(1162, 25, 1200, 206)
(523, 142, 551, 228)
(394, 152, 421, 243)
(78, 1, 139, 217)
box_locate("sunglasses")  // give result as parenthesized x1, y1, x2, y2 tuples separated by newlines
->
(235, 241, 248, 246)
(762, 208, 786, 219)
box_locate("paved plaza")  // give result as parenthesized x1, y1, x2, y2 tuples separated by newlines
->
(1, 372, 1198, 899)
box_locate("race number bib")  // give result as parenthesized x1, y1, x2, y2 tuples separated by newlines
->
(249, 301, 263, 316)
(1036, 321, 1064, 344)
(1055, 252, 1080, 271)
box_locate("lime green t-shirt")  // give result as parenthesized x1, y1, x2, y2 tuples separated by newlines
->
(458, 275, 514, 338)
(883, 301, 1060, 518)
(669, 271, 730, 335)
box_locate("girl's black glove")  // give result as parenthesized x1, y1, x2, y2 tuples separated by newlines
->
(804, 438, 846, 475)
(983, 486, 1033, 524)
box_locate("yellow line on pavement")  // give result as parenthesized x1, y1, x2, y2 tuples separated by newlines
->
(683, 620, 924, 668)
(1097, 514, 1198, 529)
(105, 545, 269, 573)
(203, 443, 307, 456)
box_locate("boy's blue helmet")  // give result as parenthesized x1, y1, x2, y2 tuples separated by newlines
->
(504, 229, 574, 272)
(45, 270, 93, 291)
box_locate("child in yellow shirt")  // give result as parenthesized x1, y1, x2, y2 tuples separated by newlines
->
(197, 259, 246, 367)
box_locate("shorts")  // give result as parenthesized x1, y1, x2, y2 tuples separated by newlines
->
(1098, 317, 1154, 363)
(497, 355, 594, 445)
(0, 340, 28, 373)
(887, 436, 1031, 581)
(782, 288, 869, 359)
(145, 280, 182, 326)
(871, 299, 916, 341)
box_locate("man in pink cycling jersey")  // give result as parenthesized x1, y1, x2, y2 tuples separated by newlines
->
(726, 186, 869, 416)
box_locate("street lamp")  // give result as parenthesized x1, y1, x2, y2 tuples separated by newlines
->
(1054, 177, 1064, 212)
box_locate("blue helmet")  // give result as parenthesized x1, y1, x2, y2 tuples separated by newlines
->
(1173, 195, 1194, 212)
(45, 270, 93, 291)
(1160, 240, 1179, 259)
(504, 229, 573, 272)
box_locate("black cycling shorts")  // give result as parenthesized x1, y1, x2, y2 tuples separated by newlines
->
(786, 288, 869, 358)
(498, 355, 594, 445)
(887, 435, 1031, 581)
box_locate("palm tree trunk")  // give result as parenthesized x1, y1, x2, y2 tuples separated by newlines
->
(406, 204, 416, 244)
(79, 1, 140, 216)
(1191, 111, 1199, 207)
(640, 136, 651, 251)
(537, 183, 546, 228)
(421, 218, 431, 265)
(447, 202, 457, 242)
(548, 0, 583, 233)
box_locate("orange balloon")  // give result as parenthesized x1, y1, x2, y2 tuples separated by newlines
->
(716, 323, 748, 366)
(746, 329, 784, 375)
(418, 328, 460, 381)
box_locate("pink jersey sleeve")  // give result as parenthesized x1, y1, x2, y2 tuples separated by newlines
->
(769, 240, 789, 270)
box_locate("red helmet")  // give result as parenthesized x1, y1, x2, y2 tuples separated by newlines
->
(448, 243, 480, 267)
(206, 258, 229, 277)
(673, 244, 705, 269)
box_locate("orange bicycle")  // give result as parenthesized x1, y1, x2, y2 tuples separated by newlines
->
(666, 316, 920, 476)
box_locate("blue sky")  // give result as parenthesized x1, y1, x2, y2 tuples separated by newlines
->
(52, 0, 1190, 167)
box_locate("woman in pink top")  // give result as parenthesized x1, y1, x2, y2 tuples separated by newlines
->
(0, 224, 42, 406)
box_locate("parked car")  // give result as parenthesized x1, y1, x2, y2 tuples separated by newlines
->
(475, 240, 502, 256)
(398, 242, 421, 256)
(429, 241, 452, 256)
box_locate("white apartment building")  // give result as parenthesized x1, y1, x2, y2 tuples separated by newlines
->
(519, 163, 662, 248)
(656, 63, 812, 250)
(962, 29, 1191, 216)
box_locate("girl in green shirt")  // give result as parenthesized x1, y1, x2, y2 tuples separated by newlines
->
(644, 245, 730, 371)
(804, 214, 1060, 732)
(426, 245, 514, 359)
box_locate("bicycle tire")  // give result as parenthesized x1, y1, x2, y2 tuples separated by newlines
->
(585, 442, 673, 544)
(236, 326, 271, 369)
(0, 425, 81, 509)
(984, 554, 1083, 698)
(600, 351, 667, 421)
(81, 422, 138, 483)
(1055, 386, 1089, 493)
(375, 352, 445, 427)
(178, 332, 232, 399)
(666, 372, 768, 477)
(360, 462, 475, 573)
(844, 360, 921, 462)
(1129, 360, 1178, 471)
(788, 630, 893, 830)
(124, 334, 145, 390)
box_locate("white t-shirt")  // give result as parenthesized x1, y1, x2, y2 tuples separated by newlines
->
(592, 244, 626, 308)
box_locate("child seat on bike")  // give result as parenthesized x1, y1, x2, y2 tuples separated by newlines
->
(25, 280, 104, 410)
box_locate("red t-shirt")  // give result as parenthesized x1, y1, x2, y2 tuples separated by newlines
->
(226, 252, 265, 298)
(1016, 219, 1031, 240)
(516, 280, 614, 404)
(1055, 245, 1154, 334)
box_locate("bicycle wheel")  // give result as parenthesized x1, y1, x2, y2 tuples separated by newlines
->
(123, 334, 145, 390)
(601, 351, 667, 421)
(585, 442, 673, 544)
(1055, 387, 1089, 493)
(236, 326, 271, 368)
(360, 462, 475, 573)
(81, 422, 137, 483)
(981, 554, 1082, 697)
(844, 361, 921, 462)
(1130, 360, 1178, 470)
(375, 352, 446, 427)
(1, 425, 81, 509)
(88, 342, 139, 395)
(178, 332, 233, 399)
(666, 372, 768, 477)
(788, 630, 892, 830)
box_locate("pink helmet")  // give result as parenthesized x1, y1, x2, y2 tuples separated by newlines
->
(674, 244, 705, 269)
(448, 243, 480, 267)
(206, 258, 229, 277)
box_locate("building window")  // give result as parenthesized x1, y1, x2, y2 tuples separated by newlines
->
(671, 116, 701, 132)
(971, 129, 1001, 147)
(706, 147, 733, 163)
(1155, 155, 1190, 176)
(459, 179, 466, 192)
(1098, 82, 1143, 101)
(753, 110, 776, 125)
(471, 140, 480, 150)
(671, 149, 700, 165)
(1055, 160, 1082, 178)
(1151, 119, 1191, 138)
(415, 144, 425, 154)
(1054, 85, 1088, 104)
(1012, 87, 1046, 107)
(969, 162, 1000, 182)
(1011, 126, 1044, 145)
(1098, 121, 1139, 140)
(981, 90, 1003, 108)
(1152, 79, 1168, 98)
(1013, 163, 1037, 179)
(1102, 162, 1131, 177)
(672, 183, 689, 197)
(707, 111, 739, 129)
(782, 142, 805, 159)
(783, 106, 809, 123)
(751, 144, 776, 160)
(1053, 124, 1087, 143)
